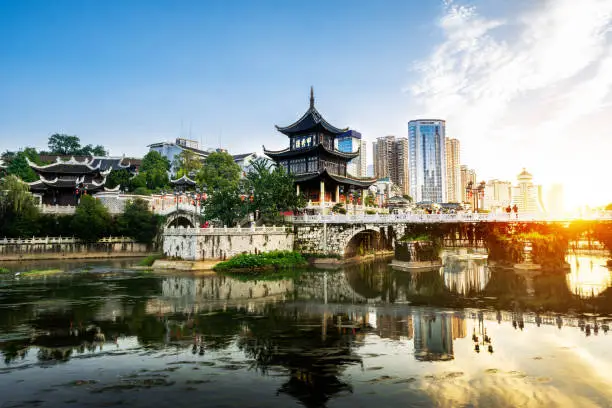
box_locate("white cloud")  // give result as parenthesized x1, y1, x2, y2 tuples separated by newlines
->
(409, 0, 612, 207)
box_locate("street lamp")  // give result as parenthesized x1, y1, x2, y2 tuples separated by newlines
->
(465, 181, 486, 213)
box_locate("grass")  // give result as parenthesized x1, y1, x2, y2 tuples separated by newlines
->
(0, 267, 10, 274)
(138, 254, 164, 267)
(213, 251, 307, 272)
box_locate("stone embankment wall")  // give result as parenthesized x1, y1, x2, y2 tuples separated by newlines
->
(0, 238, 152, 261)
(163, 226, 294, 260)
(293, 223, 403, 256)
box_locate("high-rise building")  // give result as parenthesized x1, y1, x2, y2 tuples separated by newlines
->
(546, 184, 564, 216)
(336, 130, 367, 177)
(483, 179, 512, 212)
(459, 165, 477, 203)
(373, 135, 410, 195)
(445, 138, 461, 202)
(511, 168, 545, 213)
(408, 120, 447, 203)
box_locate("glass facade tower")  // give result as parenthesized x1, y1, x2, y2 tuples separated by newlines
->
(408, 120, 447, 203)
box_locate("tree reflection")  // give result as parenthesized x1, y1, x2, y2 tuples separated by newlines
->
(237, 308, 364, 407)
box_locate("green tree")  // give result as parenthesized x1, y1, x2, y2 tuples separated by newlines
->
(140, 151, 170, 191)
(198, 151, 240, 191)
(0, 175, 41, 237)
(145, 168, 169, 191)
(70, 195, 111, 242)
(80, 144, 108, 156)
(141, 151, 170, 173)
(402, 194, 413, 202)
(173, 150, 202, 178)
(6, 151, 38, 182)
(117, 198, 160, 243)
(245, 159, 305, 222)
(48, 134, 81, 155)
(203, 187, 246, 227)
(106, 169, 132, 190)
(129, 172, 147, 191)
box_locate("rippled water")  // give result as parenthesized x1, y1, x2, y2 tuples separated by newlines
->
(1, 250, 612, 408)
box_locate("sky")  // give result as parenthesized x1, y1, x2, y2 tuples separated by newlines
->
(1, 0, 611, 208)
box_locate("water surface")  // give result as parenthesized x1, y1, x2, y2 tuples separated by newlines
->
(1, 250, 612, 407)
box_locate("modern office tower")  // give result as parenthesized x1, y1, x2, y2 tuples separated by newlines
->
(546, 183, 564, 215)
(408, 120, 447, 203)
(445, 138, 461, 202)
(459, 165, 477, 203)
(511, 168, 545, 213)
(483, 179, 513, 212)
(359, 140, 367, 177)
(336, 130, 366, 177)
(373, 135, 410, 195)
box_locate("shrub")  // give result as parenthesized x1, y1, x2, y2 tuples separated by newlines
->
(138, 253, 163, 266)
(213, 251, 307, 271)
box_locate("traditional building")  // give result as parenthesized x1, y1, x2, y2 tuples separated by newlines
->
(26, 157, 117, 205)
(264, 88, 375, 211)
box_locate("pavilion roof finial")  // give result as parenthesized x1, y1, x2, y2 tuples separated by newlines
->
(310, 86, 314, 109)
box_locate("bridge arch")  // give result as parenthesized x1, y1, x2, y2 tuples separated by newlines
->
(165, 211, 199, 228)
(338, 225, 396, 258)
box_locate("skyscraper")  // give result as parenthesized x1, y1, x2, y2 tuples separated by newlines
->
(408, 120, 447, 203)
(336, 130, 366, 177)
(445, 138, 461, 202)
(511, 168, 545, 213)
(373, 135, 409, 195)
(459, 165, 477, 203)
(483, 179, 512, 212)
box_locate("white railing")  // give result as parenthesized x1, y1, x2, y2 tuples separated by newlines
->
(40, 205, 77, 214)
(288, 211, 612, 224)
(164, 225, 291, 235)
(0, 236, 135, 245)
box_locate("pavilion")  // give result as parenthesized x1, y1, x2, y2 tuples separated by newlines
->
(264, 88, 375, 212)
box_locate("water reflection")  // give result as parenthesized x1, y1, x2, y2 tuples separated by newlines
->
(2, 263, 612, 407)
(441, 249, 490, 295)
(566, 254, 612, 298)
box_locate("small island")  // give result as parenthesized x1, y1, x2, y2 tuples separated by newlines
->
(213, 250, 308, 273)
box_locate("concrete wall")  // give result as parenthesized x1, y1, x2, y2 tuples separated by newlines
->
(0, 241, 152, 261)
(163, 226, 294, 260)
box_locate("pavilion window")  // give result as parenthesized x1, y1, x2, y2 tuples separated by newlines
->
(291, 158, 307, 174)
(308, 157, 318, 172)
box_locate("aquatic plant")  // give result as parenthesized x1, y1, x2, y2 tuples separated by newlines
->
(0, 267, 10, 274)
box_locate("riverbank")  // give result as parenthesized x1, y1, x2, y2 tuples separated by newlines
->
(310, 251, 394, 268)
(0, 241, 154, 261)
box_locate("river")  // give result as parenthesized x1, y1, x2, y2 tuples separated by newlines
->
(1, 250, 611, 407)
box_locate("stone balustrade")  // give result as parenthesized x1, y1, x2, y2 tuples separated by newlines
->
(289, 211, 612, 224)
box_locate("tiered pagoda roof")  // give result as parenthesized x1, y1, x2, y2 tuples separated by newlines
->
(275, 87, 348, 136)
(263, 143, 360, 161)
(170, 175, 197, 187)
(294, 169, 376, 188)
(26, 156, 112, 194)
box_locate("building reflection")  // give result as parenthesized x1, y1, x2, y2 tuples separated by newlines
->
(441, 250, 490, 295)
(413, 312, 466, 361)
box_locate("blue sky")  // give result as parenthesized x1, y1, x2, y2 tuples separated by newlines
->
(1, 0, 611, 207)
